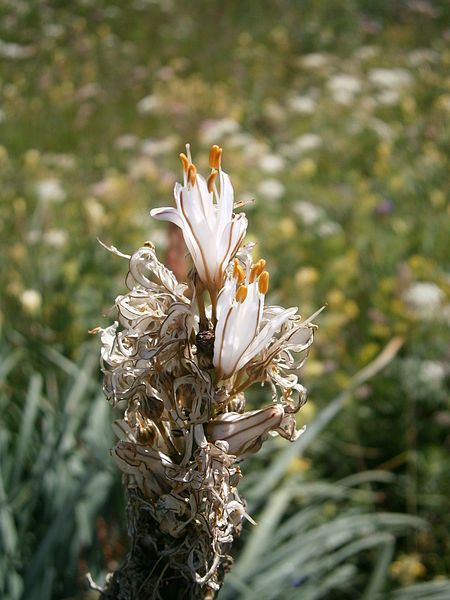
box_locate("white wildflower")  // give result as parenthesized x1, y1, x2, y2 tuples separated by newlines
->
(199, 118, 240, 145)
(293, 200, 325, 225)
(403, 282, 445, 319)
(137, 94, 161, 115)
(35, 178, 66, 203)
(20, 289, 42, 315)
(141, 135, 178, 157)
(369, 68, 413, 90)
(328, 74, 362, 105)
(213, 261, 296, 379)
(42, 228, 68, 248)
(419, 361, 446, 385)
(301, 53, 330, 69)
(151, 145, 247, 293)
(318, 221, 342, 237)
(257, 178, 285, 201)
(288, 95, 316, 114)
(258, 153, 285, 173)
(376, 89, 400, 106)
(294, 133, 322, 154)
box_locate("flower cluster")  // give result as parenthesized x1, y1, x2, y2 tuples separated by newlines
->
(100, 145, 319, 595)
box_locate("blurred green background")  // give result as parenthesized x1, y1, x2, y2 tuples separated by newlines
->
(1, 1, 449, 599)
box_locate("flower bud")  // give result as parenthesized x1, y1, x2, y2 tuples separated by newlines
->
(206, 404, 284, 456)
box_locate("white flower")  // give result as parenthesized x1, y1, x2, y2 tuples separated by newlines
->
(294, 133, 322, 154)
(402, 282, 444, 319)
(35, 178, 66, 203)
(293, 200, 325, 225)
(257, 178, 285, 201)
(137, 94, 160, 115)
(20, 289, 42, 315)
(151, 145, 247, 292)
(328, 74, 362, 105)
(199, 118, 240, 145)
(288, 95, 316, 114)
(369, 68, 412, 90)
(213, 261, 296, 379)
(301, 53, 330, 69)
(258, 153, 285, 173)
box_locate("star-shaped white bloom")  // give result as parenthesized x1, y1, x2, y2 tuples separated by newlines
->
(150, 145, 247, 294)
(213, 260, 297, 380)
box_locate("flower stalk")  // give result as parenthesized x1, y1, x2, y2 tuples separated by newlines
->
(97, 145, 320, 599)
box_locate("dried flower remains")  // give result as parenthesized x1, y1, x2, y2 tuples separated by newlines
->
(98, 144, 321, 599)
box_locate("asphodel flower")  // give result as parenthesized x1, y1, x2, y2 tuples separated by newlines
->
(150, 144, 247, 294)
(213, 259, 297, 380)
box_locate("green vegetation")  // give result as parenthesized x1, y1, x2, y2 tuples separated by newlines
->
(0, 1, 449, 598)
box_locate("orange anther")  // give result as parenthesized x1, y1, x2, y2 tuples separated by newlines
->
(207, 169, 218, 193)
(209, 144, 222, 169)
(233, 259, 245, 284)
(179, 153, 189, 172)
(235, 284, 248, 303)
(249, 259, 267, 283)
(187, 163, 197, 186)
(258, 271, 270, 294)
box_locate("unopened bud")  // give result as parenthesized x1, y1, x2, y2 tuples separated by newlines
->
(206, 404, 284, 456)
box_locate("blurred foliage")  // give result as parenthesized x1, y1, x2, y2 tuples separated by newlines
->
(0, 0, 449, 598)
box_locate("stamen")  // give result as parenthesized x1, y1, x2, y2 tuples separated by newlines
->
(258, 271, 270, 294)
(179, 153, 189, 172)
(187, 163, 197, 186)
(235, 284, 248, 303)
(207, 169, 218, 193)
(249, 259, 267, 283)
(233, 259, 245, 284)
(209, 144, 223, 169)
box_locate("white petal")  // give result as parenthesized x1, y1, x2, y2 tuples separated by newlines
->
(216, 214, 248, 283)
(217, 170, 234, 231)
(150, 206, 183, 228)
(213, 281, 263, 378)
(235, 307, 297, 371)
(193, 174, 217, 230)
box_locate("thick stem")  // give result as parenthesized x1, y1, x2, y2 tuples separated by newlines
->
(100, 489, 233, 600)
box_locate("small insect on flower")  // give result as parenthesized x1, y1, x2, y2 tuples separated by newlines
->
(151, 144, 248, 295)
